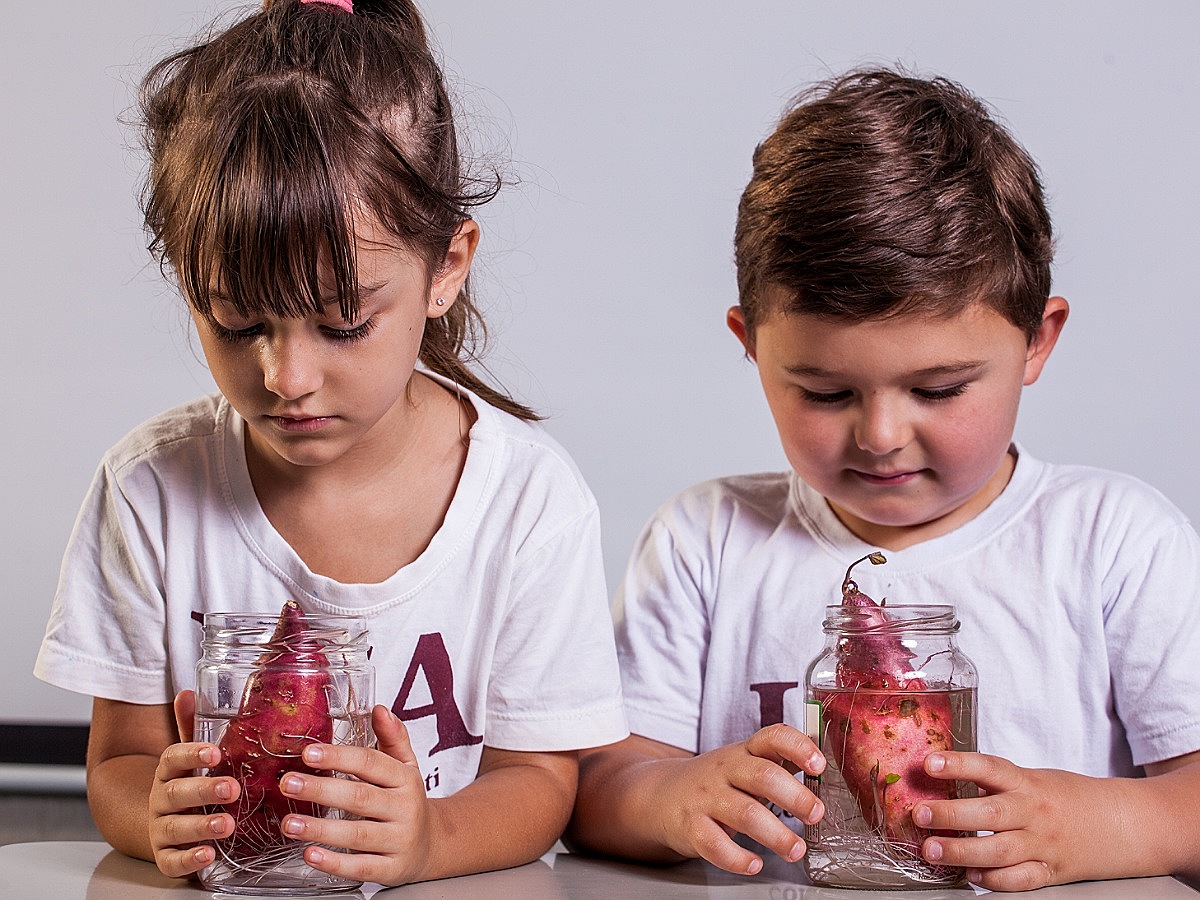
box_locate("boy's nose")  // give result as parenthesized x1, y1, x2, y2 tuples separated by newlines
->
(261, 335, 323, 400)
(853, 397, 911, 456)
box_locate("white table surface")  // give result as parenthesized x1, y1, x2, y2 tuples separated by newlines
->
(0, 841, 1195, 899)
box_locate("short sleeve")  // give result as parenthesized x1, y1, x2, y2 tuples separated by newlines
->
(613, 504, 712, 753)
(1103, 516, 1200, 767)
(34, 458, 173, 704)
(484, 505, 628, 751)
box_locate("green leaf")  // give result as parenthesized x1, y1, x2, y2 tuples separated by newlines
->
(885, 773, 900, 785)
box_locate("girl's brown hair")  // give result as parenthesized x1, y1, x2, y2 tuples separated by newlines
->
(734, 68, 1054, 342)
(141, 0, 537, 419)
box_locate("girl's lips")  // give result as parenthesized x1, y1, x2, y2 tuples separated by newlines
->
(268, 415, 335, 434)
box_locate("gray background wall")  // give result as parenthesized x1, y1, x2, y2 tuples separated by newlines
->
(4, 1, 1198, 724)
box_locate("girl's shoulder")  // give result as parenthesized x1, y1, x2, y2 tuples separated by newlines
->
(101, 393, 227, 476)
(443, 375, 598, 508)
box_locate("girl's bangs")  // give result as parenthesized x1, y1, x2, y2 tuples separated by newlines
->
(179, 87, 361, 324)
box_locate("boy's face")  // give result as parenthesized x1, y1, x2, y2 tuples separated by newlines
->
(728, 293, 1068, 549)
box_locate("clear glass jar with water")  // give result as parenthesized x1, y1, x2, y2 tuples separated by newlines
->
(194, 605, 374, 895)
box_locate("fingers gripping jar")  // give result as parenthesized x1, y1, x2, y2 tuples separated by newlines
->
(195, 602, 375, 895)
(803, 602, 978, 890)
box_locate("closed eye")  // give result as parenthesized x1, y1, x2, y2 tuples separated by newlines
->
(799, 388, 853, 405)
(321, 318, 377, 343)
(209, 321, 263, 343)
(912, 383, 968, 401)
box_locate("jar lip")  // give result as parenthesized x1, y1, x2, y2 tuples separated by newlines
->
(822, 603, 960, 634)
(200, 611, 371, 651)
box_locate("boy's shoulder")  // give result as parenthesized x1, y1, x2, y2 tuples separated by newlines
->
(1022, 450, 1188, 526)
(651, 471, 796, 536)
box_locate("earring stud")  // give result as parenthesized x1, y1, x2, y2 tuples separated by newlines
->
(435, 297, 447, 306)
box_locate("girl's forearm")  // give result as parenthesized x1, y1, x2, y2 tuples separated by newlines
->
(87, 753, 159, 862)
(417, 756, 577, 882)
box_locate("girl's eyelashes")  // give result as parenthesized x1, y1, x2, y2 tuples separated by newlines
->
(209, 321, 263, 343)
(321, 318, 377, 343)
(799, 388, 853, 405)
(206, 318, 378, 344)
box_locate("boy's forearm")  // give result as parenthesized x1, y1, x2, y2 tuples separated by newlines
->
(1134, 760, 1200, 880)
(87, 753, 158, 862)
(567, 748, 686, 863)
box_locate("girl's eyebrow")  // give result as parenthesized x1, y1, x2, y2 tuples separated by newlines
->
(323, 282, 385, 303)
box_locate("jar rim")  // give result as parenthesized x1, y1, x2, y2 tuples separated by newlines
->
(822, 603, 960, 634)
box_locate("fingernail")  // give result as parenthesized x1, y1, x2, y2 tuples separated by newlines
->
(283, 817, 304, 836)
(307, 847, 325, 865)
(746, 857, 762, 875)
(303, 745, 323, 764)
(925, 839, 943, 861)
(194, 846, 213, 865)
(926, 753, 945, 773)
(208, 816, 226, 835)
(787, 841, 804, 862)
(199, 746, 217, 766)
(213, 780, 232, 801)
(808, 752, 826, 773)
(282, 774, 304, 793)
(913, 805, 932, 826)
(807, 799, 825, 824)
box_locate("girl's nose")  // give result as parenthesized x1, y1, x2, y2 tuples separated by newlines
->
(853, 396, 911, 456)
(261, 334, 323, 400)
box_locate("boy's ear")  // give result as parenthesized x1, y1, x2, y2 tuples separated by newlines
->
(427, 219, 480, 319)
(1023, 295, 1069, 386)
(727, 306, 756, 361)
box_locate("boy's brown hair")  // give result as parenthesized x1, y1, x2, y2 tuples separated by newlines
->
(734, 68, 1054, 341)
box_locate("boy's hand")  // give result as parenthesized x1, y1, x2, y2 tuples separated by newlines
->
(275, 705, 434, 886)
(147, 691, 241, 878)
(640, 724, 826, 875)
(912, 751, 1122, 891)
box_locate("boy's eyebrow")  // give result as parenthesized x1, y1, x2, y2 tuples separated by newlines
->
(785, 361, 987, 379)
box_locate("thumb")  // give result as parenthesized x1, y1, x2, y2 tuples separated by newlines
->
(174, 689, 196, 743)
(372, 705, 419, 768)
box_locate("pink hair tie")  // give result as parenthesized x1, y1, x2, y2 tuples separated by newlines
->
(301, 0, 353, 12)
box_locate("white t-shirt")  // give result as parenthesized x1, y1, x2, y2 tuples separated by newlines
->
(615, 446, 1200, 776)
(36, 382, 628, 796)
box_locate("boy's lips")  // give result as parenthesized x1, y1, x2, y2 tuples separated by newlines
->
(851, 468, 923, 486)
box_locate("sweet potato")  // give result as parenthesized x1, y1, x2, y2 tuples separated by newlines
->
(209, 600, 333, 859)
(818, 554, 958, 847)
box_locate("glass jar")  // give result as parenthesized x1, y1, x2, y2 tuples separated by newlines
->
(803, 604, 977, 890)
(195, 606, 375, 895)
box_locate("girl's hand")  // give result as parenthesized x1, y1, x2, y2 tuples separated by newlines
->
(641, 724, 826, 875)
(912, 751, 1124, 891)
(147, 690, 241, 878)
(276, 705, 433, 886)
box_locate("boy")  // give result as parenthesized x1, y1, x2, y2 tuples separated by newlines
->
(567, 69, 1200, 891)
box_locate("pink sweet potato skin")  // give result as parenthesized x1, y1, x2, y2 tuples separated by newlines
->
(819, 687, 956, 845)
(209, 602, 333, 858)
(824, 567, 959, 845)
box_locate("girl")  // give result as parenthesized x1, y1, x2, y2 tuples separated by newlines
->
(35, 0, 626, 887)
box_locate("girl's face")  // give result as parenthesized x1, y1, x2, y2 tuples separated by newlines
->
(728, 293, 1067, 549)
(191, 218, 477, 474)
